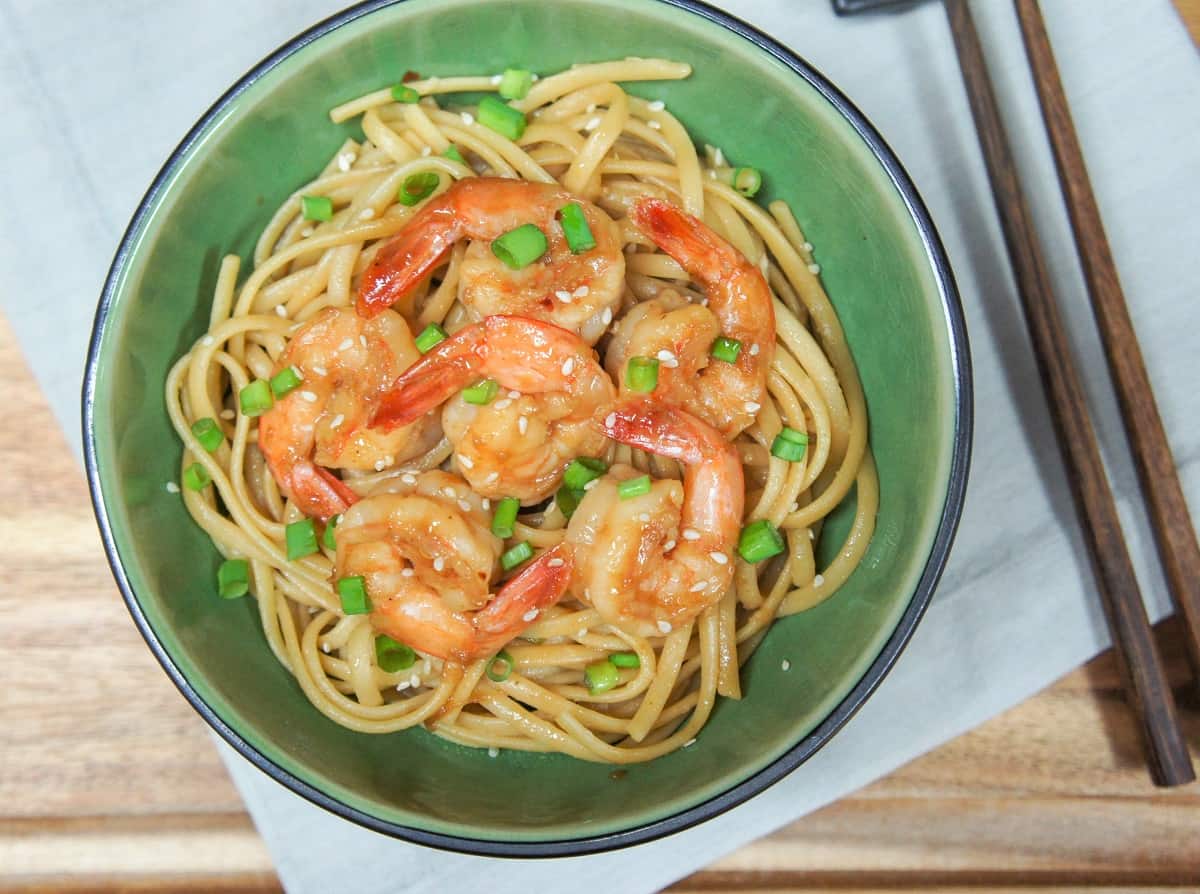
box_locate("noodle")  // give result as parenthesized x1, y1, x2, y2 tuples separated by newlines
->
(166, 58, 878, 763)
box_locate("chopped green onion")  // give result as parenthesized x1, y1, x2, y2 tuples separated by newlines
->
(555, 486, 583, 519)
(269, 365, 303, 398)
(732, 166, 762, 197)
(585, 659, 620, 694)
(477, 95, 527, 140)
(487, 649, 515, 682)
(238, 380, 274, 417)
(501, 541, 533, 571)
(558, 202, 596, 253)
(491, 223, 547, 270)
(462, 378, 499, 405)
(491, 496, 520, 539)
(390, 83, 420, 103)
(337, 575, 371, 614)
(285, 518, 319, 560)
(610, 651, 641, 669)
(414, 323, 447, 353)
(770, 427, 809, 463)
(737, 518, 786, 563)
(626, 356, 659, 393)
(710, 336, 742, 364)
(190, 417, 223, 453)
(323, 514, 341, 551)
(563, 457, 607, 492)
(498, 68, 533, 100)
(443, 144, 465, 164)
(217, 558, 249, 599)
(375, 635, 416, 672)
(398, 171, 439, 206)
(182, 462, 210, 491)
(301, 195, 333, 222)
(618, 475, 651, 500)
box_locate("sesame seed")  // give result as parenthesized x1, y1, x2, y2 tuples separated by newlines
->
(461, 112, 475, 125)
(275, 305, 287, 317)
(749, 343, 760, 356)
(459, 454, 474, 469)
(813, 574, 825, 587)
(442, 487, 456, 498)
(301, 226, 314, 237)
(300, 391, 318, 403)
(396, 680, 411, 691)
(220, 409, 235, 420)
(682, 529, 700, 541)
(311, 365, 327, 376)
(481, 498, 490, 510)
(684, 737, 697, 747)
(710, 552, 728, 565)
(401, 568, 415, 577)
(699, 297, 709, 307)
(648, 120, 661, 130)
(561, 357, 575, 376)
(490, 74, 503, 85)
(531, 74, 539, 81)
(420, 145, 432, 157)
(548, 557, 565, 568)
(410, 673, 420, 688)
(322, 642, 330, 653)
(690, 581, 707, 592)
(338, 338, 354, 351)
(374, 459, 386, 471)
(574, 285, 589, 297)
(494, 398, 512, 410)
(458, 499, 472, 512)
(336, 151, 357, 171)
(601, 308, 613, 325)
(745, 401, 761, 413)
(488, 746, 500, 757)
(165, 481, 180, 493)
(486, 472, 500, 483)
(360, 335, 368, 348)
(555, 289, 572, 302)
(638, 512, 650, 522)
(330, 414, 345, 429)
(201, 335, 215, 347)
(713, 147, 726, 166)
(808, 263, 821, 274)
(586, 103, 597, 113)
(781, 659, 791, 671)
(605, 412, 617, 429)
(648, 100, 665, 112)
(664, 540, 676, 552)
(656, 349, 678, 368)
(584, 116, 602, 131)
(657, 620, 673, 634)
(518, 416, 528, 435)
(522, 609, 539, 622)
(577, 629, 588, 638)
(401, 473, 417, 485)
(803, 241, 813, 251)
(433, 557, 445, 572)
(359, 208, 376, 221)
(583, 479, 599, 491)
(808, 529, 815, 540)
(508, 390, 521, 399)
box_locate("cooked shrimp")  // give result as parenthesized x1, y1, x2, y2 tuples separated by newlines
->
(606, 197, 776, 438)
(357, 178, 624, 345)
(258, 308, 440, 520)
(565, 397, 744, 637)
(335, 470, 573, 661)
(373, 315, 615, 504)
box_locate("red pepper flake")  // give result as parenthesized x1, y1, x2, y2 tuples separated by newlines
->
(402, 70, 421, 83)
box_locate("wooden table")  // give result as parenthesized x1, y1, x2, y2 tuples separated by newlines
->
(3, 6, 1200, 874)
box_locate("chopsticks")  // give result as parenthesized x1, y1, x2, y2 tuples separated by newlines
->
(942, 0, 1195, 786)
(1013, 0, 1200, 694)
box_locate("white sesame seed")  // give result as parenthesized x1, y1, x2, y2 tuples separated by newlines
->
(648, 100, 665, 112)
(657, 620, 673, 634)
(745, 401, 761, 413)
(713, 147, 726, 166)
(561, 357, 575, 376)
(490, 74, 503, 85)
(605, 412, 617, 429)
(330, 413, 345, 429)
(664, 540, 676, 552)
(338, 338, 354, 351)
(374, 459, 386, 471)
(522, 609, 539, 622)
(401, 568, 415, 578)
(461, 112, 475, 125)
(442, 487, 456, 498)
(311, 365, 327, 376)
(656, 349, 679, 368)
(690, 581, 707, 592)
(639, 512, 650, 522)
(322, 642, 331, 653)
(165, 481, 180, 493)
(275, 304, 287, 317)
(220, 409, 235, 420)
(481, 498, 490, 510)
(410, 673, 420, 688)
(803, 241, 813, 251)
(396, 680, 411, 691)
(790, 501, 800, 513)
(336, 150, 357, 171)
(749, 343, 760, 357)
(648, 120, 661, 130)
(601, 308, 613, 325)
(494, 398, 512, 410)
(531, 74, 539, 81)
(682, 529, 700, 541)
(508, 390, 521, 399)
(420, 145, 431, 157)
(808, 529, 815, 540)
(573, 285, 589, 297)
(201, 335, 215, 347)
(699, 297, 709, 307)
(360, 335, 368, 348)
(586, 103, 597, 113)
(710, 552, 728, 565)
(584, 116, 602, 131)
(401, 473, 417, 485)
(486, 471, 500, 484)
(458, 499, 472, 512)
(583, 479, 599, 491)
(813, 574, 825, 587)
(433, 557, 445, 572)
(577, 629, 588, 638)
(384, 454, 393, 467)
(683, 737, 697, 748)
(555, 289, 572, 302)
(301, 226, 314, 237)
(781, 659, 791, 671)
(300, 391, 318, 403)
(488, 746, 500, 757)
(548, 557, 565, 568)
(808, 263, 821, 274)
(358, 207, 376, 221)
(458, 454, 474, 469)
(518, 416, 528, 435)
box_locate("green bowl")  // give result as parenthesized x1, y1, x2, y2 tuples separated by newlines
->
(84, 0, 971, 856)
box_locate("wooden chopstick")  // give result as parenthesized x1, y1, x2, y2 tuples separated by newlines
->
(942, 0, 1194, 786)
(1013, 0, 1200, 697)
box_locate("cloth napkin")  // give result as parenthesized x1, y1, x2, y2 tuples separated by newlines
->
(3, 0, 1197, 890)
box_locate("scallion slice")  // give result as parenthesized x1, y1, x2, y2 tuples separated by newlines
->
(269, 366, 303, 398)
(337, 575, 371, 614)
(217, 558, 249, 600)
(491, 497, 520, 539)
(375, 635, 416, 672)
(190, 417, 223, 453)
(500, 541, 533, 571)
(477, 96, 527, 140)
(737, 518, 786, 563)
(398, 171, 439, 206)
(487, 649, 515, 682)
(443, 144, 465, 164)
(770, 427, 809, 463)
(585, 660, 620, 694)
(555, 486, 583, 519)
(238, 380, 274, 417)
(462, 378, 499, 405)
(558, 202, 596, 253)
(610, 651, 641, 669)
(731, 166, 762, 197)
(285, 518, 319, 560)
(617, 475, 651, 500)
(710, 336, 742, 364)
(497, 68, 533, 100)
(301, 195, 333, 222)
(626, 356, 659, 393)
(182, 462, 210, 491)
(414, 323, 447, 353)
(491, 223, 547, 270)
(563, 457, 607, 492)
(390, 83, 420, 103)
(323, 513, 341, 551)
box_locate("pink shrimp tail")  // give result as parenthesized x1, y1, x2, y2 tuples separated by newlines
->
(470, 545, 574, 659)
(600, 397, 722, 465)
(288, 463, 358, 521)
(630, 198, 732, 285)
(372, 324, 485, 430)
(357, 199, 458, 319)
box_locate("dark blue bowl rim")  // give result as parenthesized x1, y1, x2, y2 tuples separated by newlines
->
(82, 0, 973, 860)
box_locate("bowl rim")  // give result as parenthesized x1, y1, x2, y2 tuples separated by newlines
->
(82, 0, 973, 858)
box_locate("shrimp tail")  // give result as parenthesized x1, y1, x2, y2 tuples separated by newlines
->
(630, 197, 732, 285)
(599, 397, 720, 466)
(372, 324, 485, 430)
(357, 200, 458, 318)
(471, 545, 574, 657)
(289, 462, 358, 521)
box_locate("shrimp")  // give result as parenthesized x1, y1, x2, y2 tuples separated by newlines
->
(357, 178, 625, 345)
(606, 197, 776, 438)
(257, 308, 441, 520)
(565, 397, 744, 637)
(372, 315, 616, 504)
(335, 471, 573, 661)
